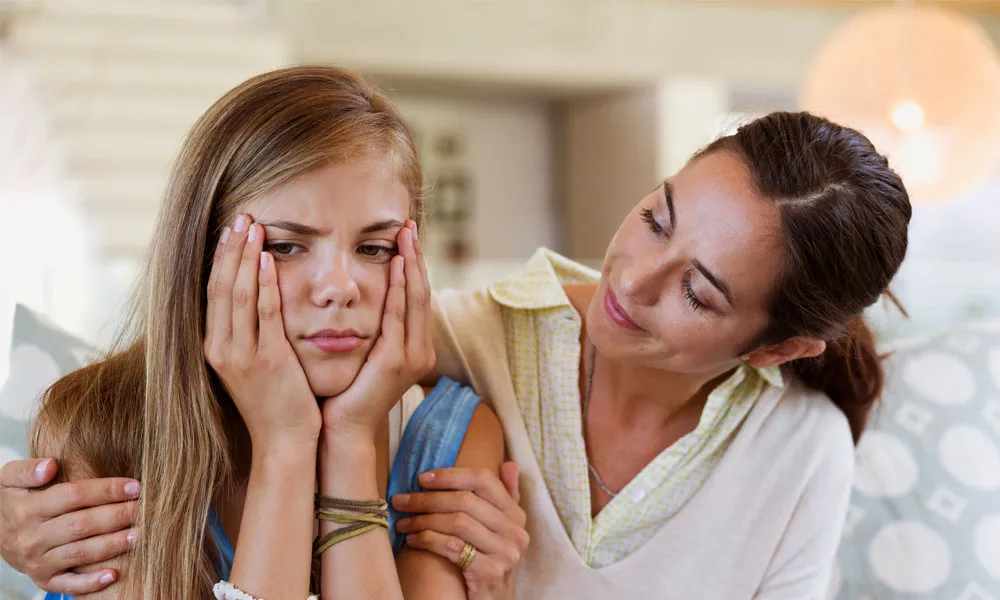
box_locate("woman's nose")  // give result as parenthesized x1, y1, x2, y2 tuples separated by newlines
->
(619, 255, 671, 307)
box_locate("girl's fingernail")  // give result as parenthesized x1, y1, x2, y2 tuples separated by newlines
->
(419, 471, 435, 483)
(99, 572, 115, 585)
(393, 494, 410, 505)
(234, 214, 248, 233)
(127, 529, 139, 545)
(397, 518, 411, 529)
(124, 481, 141, 498)
(35, 459, 52, 481)
(259, 252, 268, 271)
(220, 227, 230, 245)
(248, 224, 258, 243)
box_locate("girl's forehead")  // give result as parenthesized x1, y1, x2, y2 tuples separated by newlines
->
(240, 160, 411, 227)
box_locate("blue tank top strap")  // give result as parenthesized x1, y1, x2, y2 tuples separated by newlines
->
(386, 377, 482, 553)
(207, 504, 235, 580)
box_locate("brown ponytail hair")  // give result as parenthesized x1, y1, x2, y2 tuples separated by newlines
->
(699, 112, 911, 443)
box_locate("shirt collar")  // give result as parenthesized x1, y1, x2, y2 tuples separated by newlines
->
(488, 248, 598, 310)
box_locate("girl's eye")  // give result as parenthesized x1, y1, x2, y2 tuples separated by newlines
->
(266, 242, 299, 256)
(640, 208, 666, 236)
(358, 245, 397, 260)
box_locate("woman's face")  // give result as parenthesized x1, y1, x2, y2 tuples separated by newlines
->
(240, 158, 410, 398)
(587, 150, 786, 375)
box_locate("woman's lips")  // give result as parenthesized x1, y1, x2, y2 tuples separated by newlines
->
(304, 330, 365, 353)
(604, 287, 645, 332)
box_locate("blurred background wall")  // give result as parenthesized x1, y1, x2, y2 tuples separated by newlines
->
(1, 0, 998, 383)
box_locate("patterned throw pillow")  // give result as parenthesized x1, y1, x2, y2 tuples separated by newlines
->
(831, 321, 1000, 600)
(0, 305, 94, 600)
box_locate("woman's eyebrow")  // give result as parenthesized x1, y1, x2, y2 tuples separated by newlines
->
(693, 259, 735, 308)
(662, 180, 676, 229)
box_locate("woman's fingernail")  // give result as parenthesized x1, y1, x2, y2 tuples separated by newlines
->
(234, 214, 248, 233)
(99, 572, 115, 585)
(247, 224, 258, 243)
(396, 518, 410, 530)
(127, 529, 139, 545)
(220, 227, 230, 245)
(393, 494, 410, 505)
(35, 459, 52, 481)
(419, 472, 435, 483)
(124, 481, 141, 498)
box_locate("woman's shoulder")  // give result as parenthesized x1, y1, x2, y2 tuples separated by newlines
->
(749, 379, 854, 474)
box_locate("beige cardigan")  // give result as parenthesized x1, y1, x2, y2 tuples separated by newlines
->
(429, 288, 854, 600)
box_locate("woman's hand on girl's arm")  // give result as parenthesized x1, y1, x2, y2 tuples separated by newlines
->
(0, 458, 139, 596)
(204, 213, 319, 599)
(393, 406, 525, 600)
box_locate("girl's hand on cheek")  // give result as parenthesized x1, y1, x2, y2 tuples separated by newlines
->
(320, 220, 434, 445)
(204, 214, 321, 452)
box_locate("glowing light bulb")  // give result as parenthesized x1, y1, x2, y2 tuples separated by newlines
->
(891, 101, 925, 132)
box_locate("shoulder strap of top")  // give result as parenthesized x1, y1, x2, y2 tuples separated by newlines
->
(386, 377, 482, 553)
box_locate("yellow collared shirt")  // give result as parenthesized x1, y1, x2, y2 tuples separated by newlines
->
(488, 248, 784, 568)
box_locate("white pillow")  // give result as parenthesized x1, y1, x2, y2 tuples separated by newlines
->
(0, 304, 94, 599)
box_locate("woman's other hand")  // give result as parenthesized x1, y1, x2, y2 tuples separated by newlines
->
(393, 462, 528, 600)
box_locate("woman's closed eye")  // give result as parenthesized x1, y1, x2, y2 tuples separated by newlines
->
(682, 271, 711, 313)
(641, 208, 669, 237)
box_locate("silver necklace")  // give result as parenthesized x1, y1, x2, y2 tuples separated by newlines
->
(582, 344, 620, 498)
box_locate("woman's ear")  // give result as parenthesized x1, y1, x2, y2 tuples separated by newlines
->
(745, 337, 826, 369)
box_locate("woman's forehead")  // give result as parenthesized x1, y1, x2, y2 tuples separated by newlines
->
(671, 152, 784, 308)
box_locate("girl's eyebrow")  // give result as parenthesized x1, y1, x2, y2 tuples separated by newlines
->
(257, 219, 405, 236)
(257, 220, 322, 236)
(360, 219, 405, 234)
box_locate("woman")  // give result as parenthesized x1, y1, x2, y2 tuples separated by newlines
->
(2, 111, 909, 598)
(6, 65, 526, 600)
(401, 112, 909, 598)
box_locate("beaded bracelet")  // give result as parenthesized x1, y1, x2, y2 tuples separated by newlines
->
(213, 580, 318, 600)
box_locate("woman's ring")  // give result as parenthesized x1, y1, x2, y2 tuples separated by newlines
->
(456, 542, 477, 571)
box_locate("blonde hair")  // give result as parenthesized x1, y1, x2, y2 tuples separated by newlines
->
(31, 65, 424, 599)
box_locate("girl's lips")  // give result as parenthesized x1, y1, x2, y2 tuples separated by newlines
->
(305, 336, 364, 353)
(304, 329, 365, 353)
(604, 287, 645, 332)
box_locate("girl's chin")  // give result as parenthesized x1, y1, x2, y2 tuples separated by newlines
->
(309, 379, 354, 399)
(302, 357, 365, 399)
